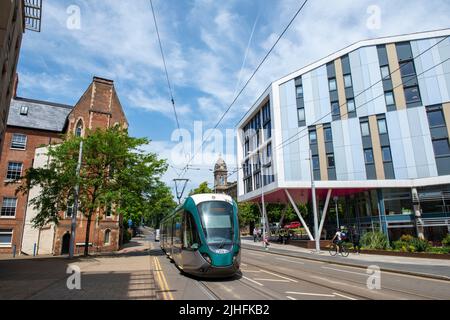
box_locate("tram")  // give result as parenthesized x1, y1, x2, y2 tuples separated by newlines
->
(160, 194, 241, 278)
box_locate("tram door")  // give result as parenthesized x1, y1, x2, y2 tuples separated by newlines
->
(172, 211, 183, 263)
(181, 211, 201, 268)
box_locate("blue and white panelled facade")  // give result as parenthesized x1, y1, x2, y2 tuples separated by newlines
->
(237, 30, 450, 241)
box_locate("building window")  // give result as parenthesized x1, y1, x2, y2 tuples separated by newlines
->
(11, 133, 27, 150)
(331, 102, 340, 117)
(385, 91, 395, 107)
(105, 203, 112, 217)
(327, 154, 335, 168)
(75, 120, 84, 137)
(344, 74, 353, 88)
(312, 156, 320, 170)
(380, 65, 391, 80)
(427, 109, 446, 127)
(404, 86, 421, 105)
(382, 147, 392, 162)
(432, 139, 450, 157)
(296, 85, 303, 99)
(266, 143, 272, 158)
(400, 61, 416, 78)
(6, 162, 22, 180)
(364, 149, 374, 164)
(347, 99, 355, 112)
(324, 127, 333, 142)
(377, 119, 388, 135)
(20, 105, 29, 116)
(328, 78, 337, 91)
(104, 229, 111, 245)
(297, 107, 305, 122)
(0, 229, 13, 247)
(360, 121, 370, 137)
(66, 204, 74, 218)
(1, 198, 17, 217)
(309, 130, 317, 144)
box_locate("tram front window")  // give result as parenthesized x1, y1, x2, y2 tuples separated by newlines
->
(197, 201, 234, 246)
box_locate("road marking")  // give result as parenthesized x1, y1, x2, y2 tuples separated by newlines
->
(241, 263, 248, 267)
(241, 270, 261, 273)
(153, 257, 167, 300)
(254, 278, 290, 282)
(259, 269, 298, 283)
(333, 292, 357, 300)
(276, 257, 305, 264)
(153, 256, 174, 300)
(286, 296, 297, 300)
(286, 291, 335, 297)
(322, 266, 366, 276)
(242, 276, 264, 287)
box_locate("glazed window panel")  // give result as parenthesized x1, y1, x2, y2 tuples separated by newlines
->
(11, 134, 27, 150)
(6, 162, 22, 180)
(1, 198, 17, 217)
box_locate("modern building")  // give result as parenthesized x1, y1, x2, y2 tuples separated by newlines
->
(0, 76, 129, 255)
(214, 156, 237, 199)
(237, 29, 450, 243)
(0, 0, 42, 158)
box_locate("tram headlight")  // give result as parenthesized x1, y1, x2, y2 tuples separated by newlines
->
(202, 253, 212, 265)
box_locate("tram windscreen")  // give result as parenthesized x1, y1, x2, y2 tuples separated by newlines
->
(197, 201, 234, 245)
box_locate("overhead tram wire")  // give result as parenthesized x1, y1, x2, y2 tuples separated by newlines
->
(149, 0, 185, 177)
(179, 0, 310, 178)
(273, 35, 450, 153)
(277, 53, 450, 152)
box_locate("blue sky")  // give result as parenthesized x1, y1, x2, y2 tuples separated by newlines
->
(17, 0, 450, 196)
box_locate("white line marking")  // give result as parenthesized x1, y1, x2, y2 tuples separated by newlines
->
(242, 276, 264, 287)
(276, 257, 305, 264)
(286, 291, 335, 297)
(333, 292, 357, 300)
(259, 269, 298, 283)
(241, 270, 261, 273)
(254, 278, 290, 282)
(322, 266, 366, 276)
(286, 296, 296, 300)
(241, 263, 248, 267)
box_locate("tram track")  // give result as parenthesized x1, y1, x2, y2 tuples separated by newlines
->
(241, 248, 445, 300)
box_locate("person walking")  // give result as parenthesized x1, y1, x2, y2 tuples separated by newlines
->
(352, 227, 361, 255)
(253, 227, 258, 242)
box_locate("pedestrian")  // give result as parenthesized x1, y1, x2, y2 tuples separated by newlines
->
(253, 227, 258, 242)
(352, 228, 361, 255)
(257, 228, 262, 242)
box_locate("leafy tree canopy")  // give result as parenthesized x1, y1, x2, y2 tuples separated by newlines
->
(189, 181, 213, 196)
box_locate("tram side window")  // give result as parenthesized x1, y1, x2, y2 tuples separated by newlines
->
(174, 211, 183, 245)
(183, 212, 201, 250)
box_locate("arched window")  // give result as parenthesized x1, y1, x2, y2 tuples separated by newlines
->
(104, 229, 111, 245)
(75, 120, 83, 137)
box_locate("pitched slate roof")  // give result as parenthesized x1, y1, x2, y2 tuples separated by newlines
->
(7, 97, 73, 132)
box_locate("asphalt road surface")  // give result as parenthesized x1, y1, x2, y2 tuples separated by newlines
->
(148, 237, 450, 300)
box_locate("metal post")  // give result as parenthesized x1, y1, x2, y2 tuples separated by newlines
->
(259, 151, 267, 250)
(334, 196, 340, 229)
(13, 245, 16, 258)
(309, 149, 320, 253)
(69, 141, 83, 259)
(33, 243, 37, 257)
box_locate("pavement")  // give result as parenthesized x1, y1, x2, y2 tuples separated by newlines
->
(0, 235, 160, 300)
(241, 238, 450, 280)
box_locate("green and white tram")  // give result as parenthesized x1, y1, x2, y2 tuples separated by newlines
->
(160, 194, 240, 278)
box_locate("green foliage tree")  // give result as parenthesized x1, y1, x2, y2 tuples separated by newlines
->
(189, 181, 213, 196)
(237, 202, 259, 228)
(17, 127, 170, 256)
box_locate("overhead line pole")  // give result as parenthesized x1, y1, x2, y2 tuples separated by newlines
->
(69, 141, 83, 259)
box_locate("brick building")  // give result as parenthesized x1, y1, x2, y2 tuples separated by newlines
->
(0, 0, 42, 158)
(0, 76, 129, 255)
(214, 157, 237, 200)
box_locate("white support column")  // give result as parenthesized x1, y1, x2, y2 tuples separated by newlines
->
(285, 189, 314, 241)
(318, 189, 332, 240)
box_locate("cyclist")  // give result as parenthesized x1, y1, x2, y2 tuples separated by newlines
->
(331, 228, 344, 253)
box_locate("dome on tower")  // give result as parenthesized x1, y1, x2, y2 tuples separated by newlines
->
(214, 156, 227, 172)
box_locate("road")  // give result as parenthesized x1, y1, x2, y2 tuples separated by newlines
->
(149, 237, 450, 300)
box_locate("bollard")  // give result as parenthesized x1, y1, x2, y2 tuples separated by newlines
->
(13, 245, 16, 258)
(33, 243, 37, 257)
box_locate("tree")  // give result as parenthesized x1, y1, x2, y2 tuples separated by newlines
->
(237, 202, 259, 228)
(189, 181, 213, 196)
(17, 127, 169, 256)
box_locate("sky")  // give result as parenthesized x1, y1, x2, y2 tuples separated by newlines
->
(17, 0, 450, 198)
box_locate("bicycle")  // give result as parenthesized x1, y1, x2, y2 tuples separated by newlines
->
(328, 242, 350, 257)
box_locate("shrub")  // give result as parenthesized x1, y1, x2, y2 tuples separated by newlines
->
(411, 238, 431, 252)
(442, 234, 450, 247)
(400, 234, 414, 242)
(393, 235, 430, 252)
(123, 229, 132, 244)
(360, 231, 390, 250)
(393, 240, 408, 252)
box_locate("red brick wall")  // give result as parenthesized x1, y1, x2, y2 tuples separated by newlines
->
(0, 127, 62, 254)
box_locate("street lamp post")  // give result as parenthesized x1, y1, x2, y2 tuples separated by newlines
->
(334, 196, 340, 230)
